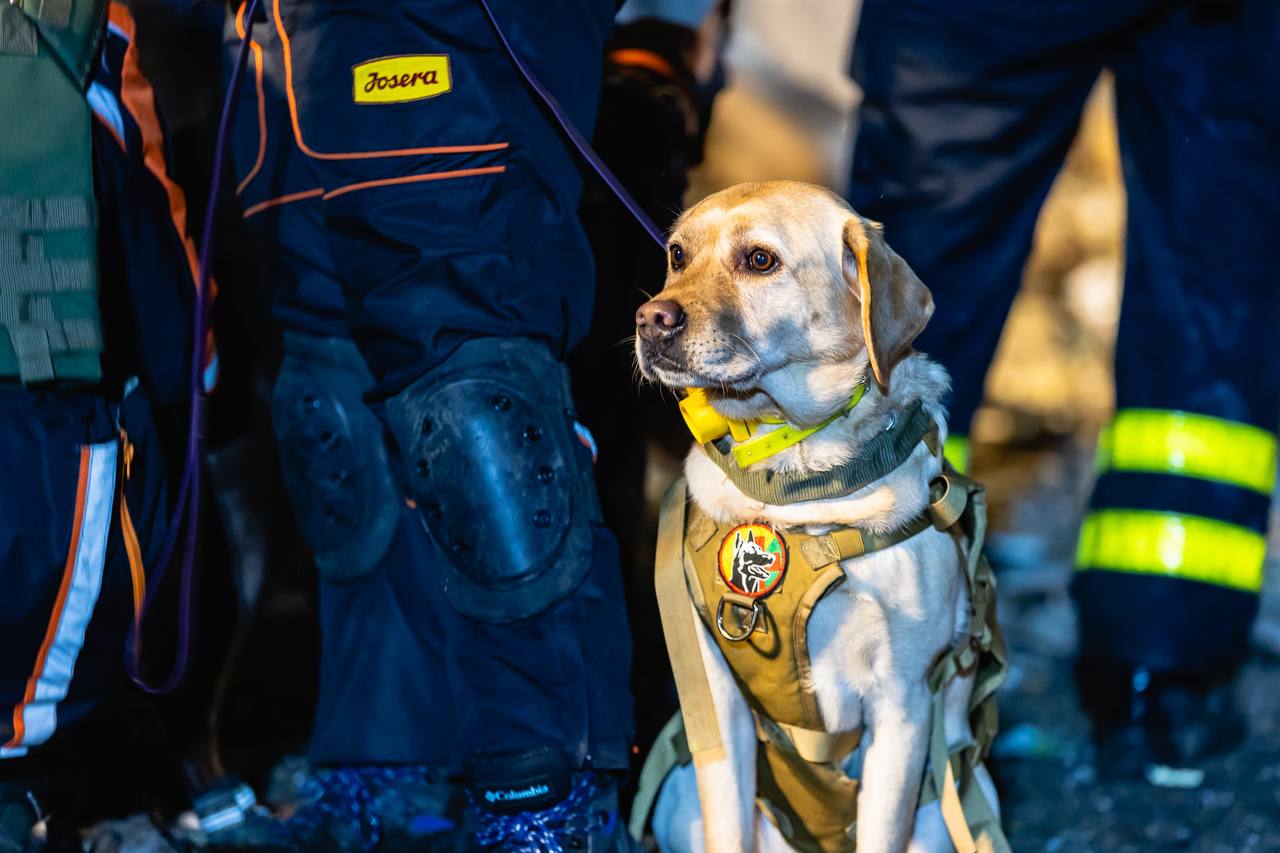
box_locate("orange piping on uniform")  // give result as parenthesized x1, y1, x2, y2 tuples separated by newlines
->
(5, 449, 90, 750)
(234, 1, 268, 196)
(271, 0, 509, 161)
(243, 187, 325, 219)
(322, 165, 505, 200)
(609, 48, 678, 81)
(111, 2, 216, 369)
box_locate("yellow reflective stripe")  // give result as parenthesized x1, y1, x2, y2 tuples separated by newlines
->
(944, 435, 970, 474)
(1076, 509, 1266, 592)
(1096, 409, 1277, 495)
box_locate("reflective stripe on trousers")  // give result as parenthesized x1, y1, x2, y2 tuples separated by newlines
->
(1077, 408, 1276, 595)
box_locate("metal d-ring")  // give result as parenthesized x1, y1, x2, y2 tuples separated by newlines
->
(717, 597, 761, 642)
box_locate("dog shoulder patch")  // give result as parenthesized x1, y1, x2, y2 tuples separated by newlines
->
(353, 55, 452, 104)
(717, 523, 787, 598)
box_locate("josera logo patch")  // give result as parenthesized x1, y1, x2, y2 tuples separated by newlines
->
(353, 55, 452, 104)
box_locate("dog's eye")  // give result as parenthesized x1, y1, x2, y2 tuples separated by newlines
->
(669, 243, 685, 271)
(746, 247, 777, 273)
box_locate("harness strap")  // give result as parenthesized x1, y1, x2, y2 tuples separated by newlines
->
(929, 474, 968, 531)
(921, 472, 1011, 853)
(797, 512, 934, 568)
(654, 480, 724, 765)
(925, 652, 1004, 853)
(753, 712, 862, 765)
(627, 712, 690, 842)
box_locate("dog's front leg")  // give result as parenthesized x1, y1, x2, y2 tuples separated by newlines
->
(855, 684, 932, 853)
(690, 600, 759, 853)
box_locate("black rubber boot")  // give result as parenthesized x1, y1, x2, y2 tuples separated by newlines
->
(1078, 660, 1245, 780)
(464, 748, 634, 852)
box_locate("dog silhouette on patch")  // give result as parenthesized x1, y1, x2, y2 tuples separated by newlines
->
(729, 531, 777, 595)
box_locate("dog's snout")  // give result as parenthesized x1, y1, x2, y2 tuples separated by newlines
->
(635, 299, 686, 340)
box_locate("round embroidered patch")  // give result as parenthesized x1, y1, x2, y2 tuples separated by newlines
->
(717, 523, 788, 598)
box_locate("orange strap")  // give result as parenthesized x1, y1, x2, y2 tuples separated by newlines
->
(233, 0, 267, 195)
(118, 432, 146, 632)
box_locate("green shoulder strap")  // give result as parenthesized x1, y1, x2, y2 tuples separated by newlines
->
(920, 469, 1011, 853)
(627, 712, 691, 842)
(0, 0, 107, 385)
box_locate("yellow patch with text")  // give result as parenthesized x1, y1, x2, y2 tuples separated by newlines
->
(353, 55, 452, 104)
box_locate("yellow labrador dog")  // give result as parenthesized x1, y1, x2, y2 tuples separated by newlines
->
(634, 181, 1002, 853)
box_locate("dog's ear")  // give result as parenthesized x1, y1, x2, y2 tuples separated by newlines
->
(841, 217, 934, 393)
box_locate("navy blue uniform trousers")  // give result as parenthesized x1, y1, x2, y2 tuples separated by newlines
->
(234, 0, 632, 769)
(851, 0, 1280, 672)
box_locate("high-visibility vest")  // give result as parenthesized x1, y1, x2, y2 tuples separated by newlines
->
(0, 0, 107, 384)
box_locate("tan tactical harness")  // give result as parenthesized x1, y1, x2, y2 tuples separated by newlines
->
(645, 449, 1011, 853)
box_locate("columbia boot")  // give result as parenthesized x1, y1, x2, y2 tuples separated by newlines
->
(465, 748, 634, 852)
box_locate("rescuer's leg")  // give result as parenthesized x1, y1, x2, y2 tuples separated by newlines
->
(213, 12, 466, 844)
(273, 0, 635, 846)
(1075, 0, 1280, 774)
(849, 0, 1144, 467)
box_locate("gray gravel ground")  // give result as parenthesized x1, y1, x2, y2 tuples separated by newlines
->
(979, 441, 1280, 852)
(995, 652, 1280, 853)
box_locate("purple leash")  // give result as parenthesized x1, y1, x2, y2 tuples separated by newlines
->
(127, 0, 262, 693)
(474, 0, 668, 251)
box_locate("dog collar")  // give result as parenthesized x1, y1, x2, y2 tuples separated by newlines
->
(680, 383, 868, 468)
(702, 401, 940, 506)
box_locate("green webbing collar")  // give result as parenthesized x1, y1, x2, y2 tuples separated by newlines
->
(703, 401, 937, 506)
(729, 383, 867, 467)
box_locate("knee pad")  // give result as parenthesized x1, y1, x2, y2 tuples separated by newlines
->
(271, 333, 401, 582)
(385, 338, 602, 623)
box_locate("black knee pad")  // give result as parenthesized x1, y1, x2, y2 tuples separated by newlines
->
(271, 333, 401, 582)
(385, 338, 602, 623)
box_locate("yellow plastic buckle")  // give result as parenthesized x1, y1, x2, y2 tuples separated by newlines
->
(680, 384, 868, 468)
(679, 388, 757, 444)
(680, 388, 727, 443)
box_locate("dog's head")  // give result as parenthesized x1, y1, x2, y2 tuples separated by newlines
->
(733, 531, 774, 570)
(635, 181, 933, 425)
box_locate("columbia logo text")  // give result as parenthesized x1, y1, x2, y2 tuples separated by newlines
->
(484, 783, 551, 804)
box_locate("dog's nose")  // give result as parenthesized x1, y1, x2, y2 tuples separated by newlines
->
(636, 299, 686, 340)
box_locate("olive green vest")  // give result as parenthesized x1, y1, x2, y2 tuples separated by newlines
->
(0, 0, 107, 384)
(645, 466, 1011, 853)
